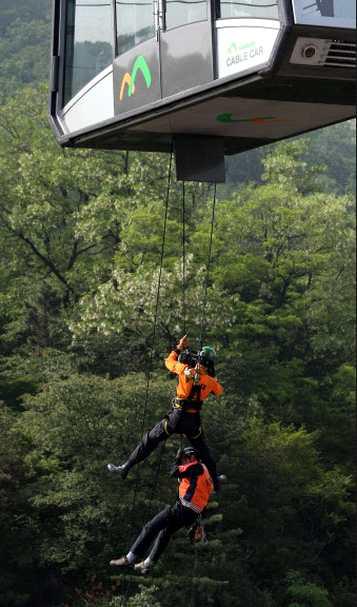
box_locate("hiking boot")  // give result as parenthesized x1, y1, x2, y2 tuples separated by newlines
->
(109, 556, 131, 567)
(107, 462, 130, 479)
(134, 560, 152, 575)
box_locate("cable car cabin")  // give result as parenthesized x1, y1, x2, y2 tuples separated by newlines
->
(49, 0, 356, 181)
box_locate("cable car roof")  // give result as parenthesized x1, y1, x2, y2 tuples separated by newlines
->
(49, 0, 356, 180)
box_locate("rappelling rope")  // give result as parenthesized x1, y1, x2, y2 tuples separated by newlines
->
(148, 176, 189, 502)
(182, 181, 187, 335)
(139, 150, 173, 435)
(142, 179, 218, 508)
(147, 173, 190, 503)
(131, 150, 173, 513)
(199, 183, 217, 349)
(179, 182, 188, 452)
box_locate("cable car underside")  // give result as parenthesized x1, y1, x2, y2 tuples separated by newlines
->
(50, 1, 356, 181)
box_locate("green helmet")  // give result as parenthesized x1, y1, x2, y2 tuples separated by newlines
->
(198, 346, 216, 367)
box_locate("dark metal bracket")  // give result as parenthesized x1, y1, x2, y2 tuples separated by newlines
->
(174, 135, 225, 183)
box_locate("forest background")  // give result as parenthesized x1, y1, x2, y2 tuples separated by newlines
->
(0, 2, 355, 606)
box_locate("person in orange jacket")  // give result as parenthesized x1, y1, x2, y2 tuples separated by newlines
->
(109, 447, 213, 574)
(107, 335, 224, 491)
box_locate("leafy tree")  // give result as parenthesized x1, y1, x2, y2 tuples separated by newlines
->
(0, 19, 50, 95)
(0, 406, 43, 606)
(286, 571, 332, 607)
(0, 0, 50, 35)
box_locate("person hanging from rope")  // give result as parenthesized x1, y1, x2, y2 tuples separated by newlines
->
(109, 446, 213, 574)
(107, 335, 224, 491)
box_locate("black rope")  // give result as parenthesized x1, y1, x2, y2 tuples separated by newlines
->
(148, 170, 190, 505)
(182, 181, 187, 335)
(134, 178, 217, 514)
(140, 150, 173, 433)
(131, 150, 173, 513)
(180, 184, 186, 453)
(199, 183, 217, 349)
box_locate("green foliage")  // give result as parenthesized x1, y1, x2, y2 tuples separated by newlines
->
(0, 0, 50, 34)
(0, 1, 50, 97)
(0, 406, 41, 607)
(0, 19, 50, 91)
(110, 585, 161, 607)
(72, 584, 161, 607)
(286, 571, 332, 607)
(302, 122, 356, 195)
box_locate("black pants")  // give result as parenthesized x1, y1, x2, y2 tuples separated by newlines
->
(130, 501, 198, 563)
(126, 408, 218, 485)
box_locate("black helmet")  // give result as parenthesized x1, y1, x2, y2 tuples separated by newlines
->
(175, 446, 199, 463)
(182, 446, 199, 459)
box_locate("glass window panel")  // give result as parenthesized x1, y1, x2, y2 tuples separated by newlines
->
(64, 0, 114, 105)
(220, 0, 279, 20)
(116, 0, 155, 55)
(166, 0, 207, 30)
(292, 1, 356, 26)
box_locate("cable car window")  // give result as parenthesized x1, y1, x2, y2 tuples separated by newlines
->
(220, 0, 279, 20)
(165, 0, 208, 30)
(116, 0, 155, 55)
(64, 0, 114, 106)
(292, 1, 356, 26)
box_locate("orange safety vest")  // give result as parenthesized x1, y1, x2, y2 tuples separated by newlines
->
(165, 350, 223, 402)
(178, 460, 213, 512)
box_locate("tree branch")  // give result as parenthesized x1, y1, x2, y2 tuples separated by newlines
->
(66, 241, 97, 271)
(0, 212, 76, 296)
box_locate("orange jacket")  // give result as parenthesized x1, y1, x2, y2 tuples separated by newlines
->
(178, 460, 213, 512)
(165, 350, 223, 402)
